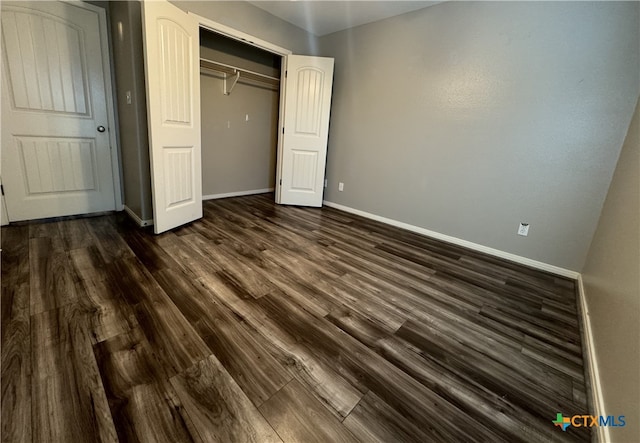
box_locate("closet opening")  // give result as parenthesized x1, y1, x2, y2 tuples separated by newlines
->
(142, 4, 334, 233)
(199, 28, 283, 201)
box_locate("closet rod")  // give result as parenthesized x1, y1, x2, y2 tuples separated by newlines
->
(200, 58, 280, 83)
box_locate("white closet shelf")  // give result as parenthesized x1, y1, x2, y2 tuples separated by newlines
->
(200, 58, 280, 95)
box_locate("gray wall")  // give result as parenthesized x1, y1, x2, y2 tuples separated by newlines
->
(200, 32, 280, 196)
(319, 1, 639, 271)
(582, 98, 639, 442)
(109, 0, 153, 222)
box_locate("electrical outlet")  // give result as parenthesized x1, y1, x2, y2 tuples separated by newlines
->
(338, 182, 344, 191)
(517, 223, 530, 236)
(126, 91, 132, 105)
(245, 114, 249, 121)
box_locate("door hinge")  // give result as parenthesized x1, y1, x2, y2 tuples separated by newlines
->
(282, 127, 284, 134)
(279, 179, 282, 186)
(285, 70, 287, 78)
(0, 184, 4, 196)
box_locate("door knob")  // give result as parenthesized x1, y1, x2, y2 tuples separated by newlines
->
(97, 126, 106, 133)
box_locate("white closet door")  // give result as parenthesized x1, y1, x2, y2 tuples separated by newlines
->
(142, 0, 202, 234)
(276, 55, 334, 207)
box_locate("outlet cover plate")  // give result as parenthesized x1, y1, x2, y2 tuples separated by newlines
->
(518, 223, 530, 236)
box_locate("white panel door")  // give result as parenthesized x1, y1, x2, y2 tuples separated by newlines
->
(1, 1, 117, 221)
(142, 0, 202, 234)
(276, 55, 334, 207)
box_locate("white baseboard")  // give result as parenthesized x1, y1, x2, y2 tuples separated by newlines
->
(123, 205, 153, 227)
(322, 200, 579, 279)
(577, 275, 608, 442)
(203, 188, 274, 201)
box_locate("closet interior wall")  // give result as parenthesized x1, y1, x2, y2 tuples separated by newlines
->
(200, 29, 281, 199)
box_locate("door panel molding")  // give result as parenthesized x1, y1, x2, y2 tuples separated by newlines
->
(16, 136, 98, 194)
(2, 8, 91, 115)
(158, 19, 193, 126)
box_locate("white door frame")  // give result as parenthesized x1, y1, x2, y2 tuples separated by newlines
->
(190, 13, 292, 57)
(188, 13, 293, 203)
(79, 0, 123, 212)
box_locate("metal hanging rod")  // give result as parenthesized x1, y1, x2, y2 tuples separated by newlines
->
(200, 57, 279, 95)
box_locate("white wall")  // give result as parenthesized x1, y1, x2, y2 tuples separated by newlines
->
(319, 1, 639, 271)
(582, 97, 640, 443)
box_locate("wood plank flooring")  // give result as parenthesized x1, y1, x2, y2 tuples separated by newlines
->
(1, 194, 591, 442)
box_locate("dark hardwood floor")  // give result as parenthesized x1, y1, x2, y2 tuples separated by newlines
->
(1, 194, 591, 442)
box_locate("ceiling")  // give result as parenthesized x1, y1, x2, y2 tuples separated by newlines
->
(247, 1, 442, 37)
